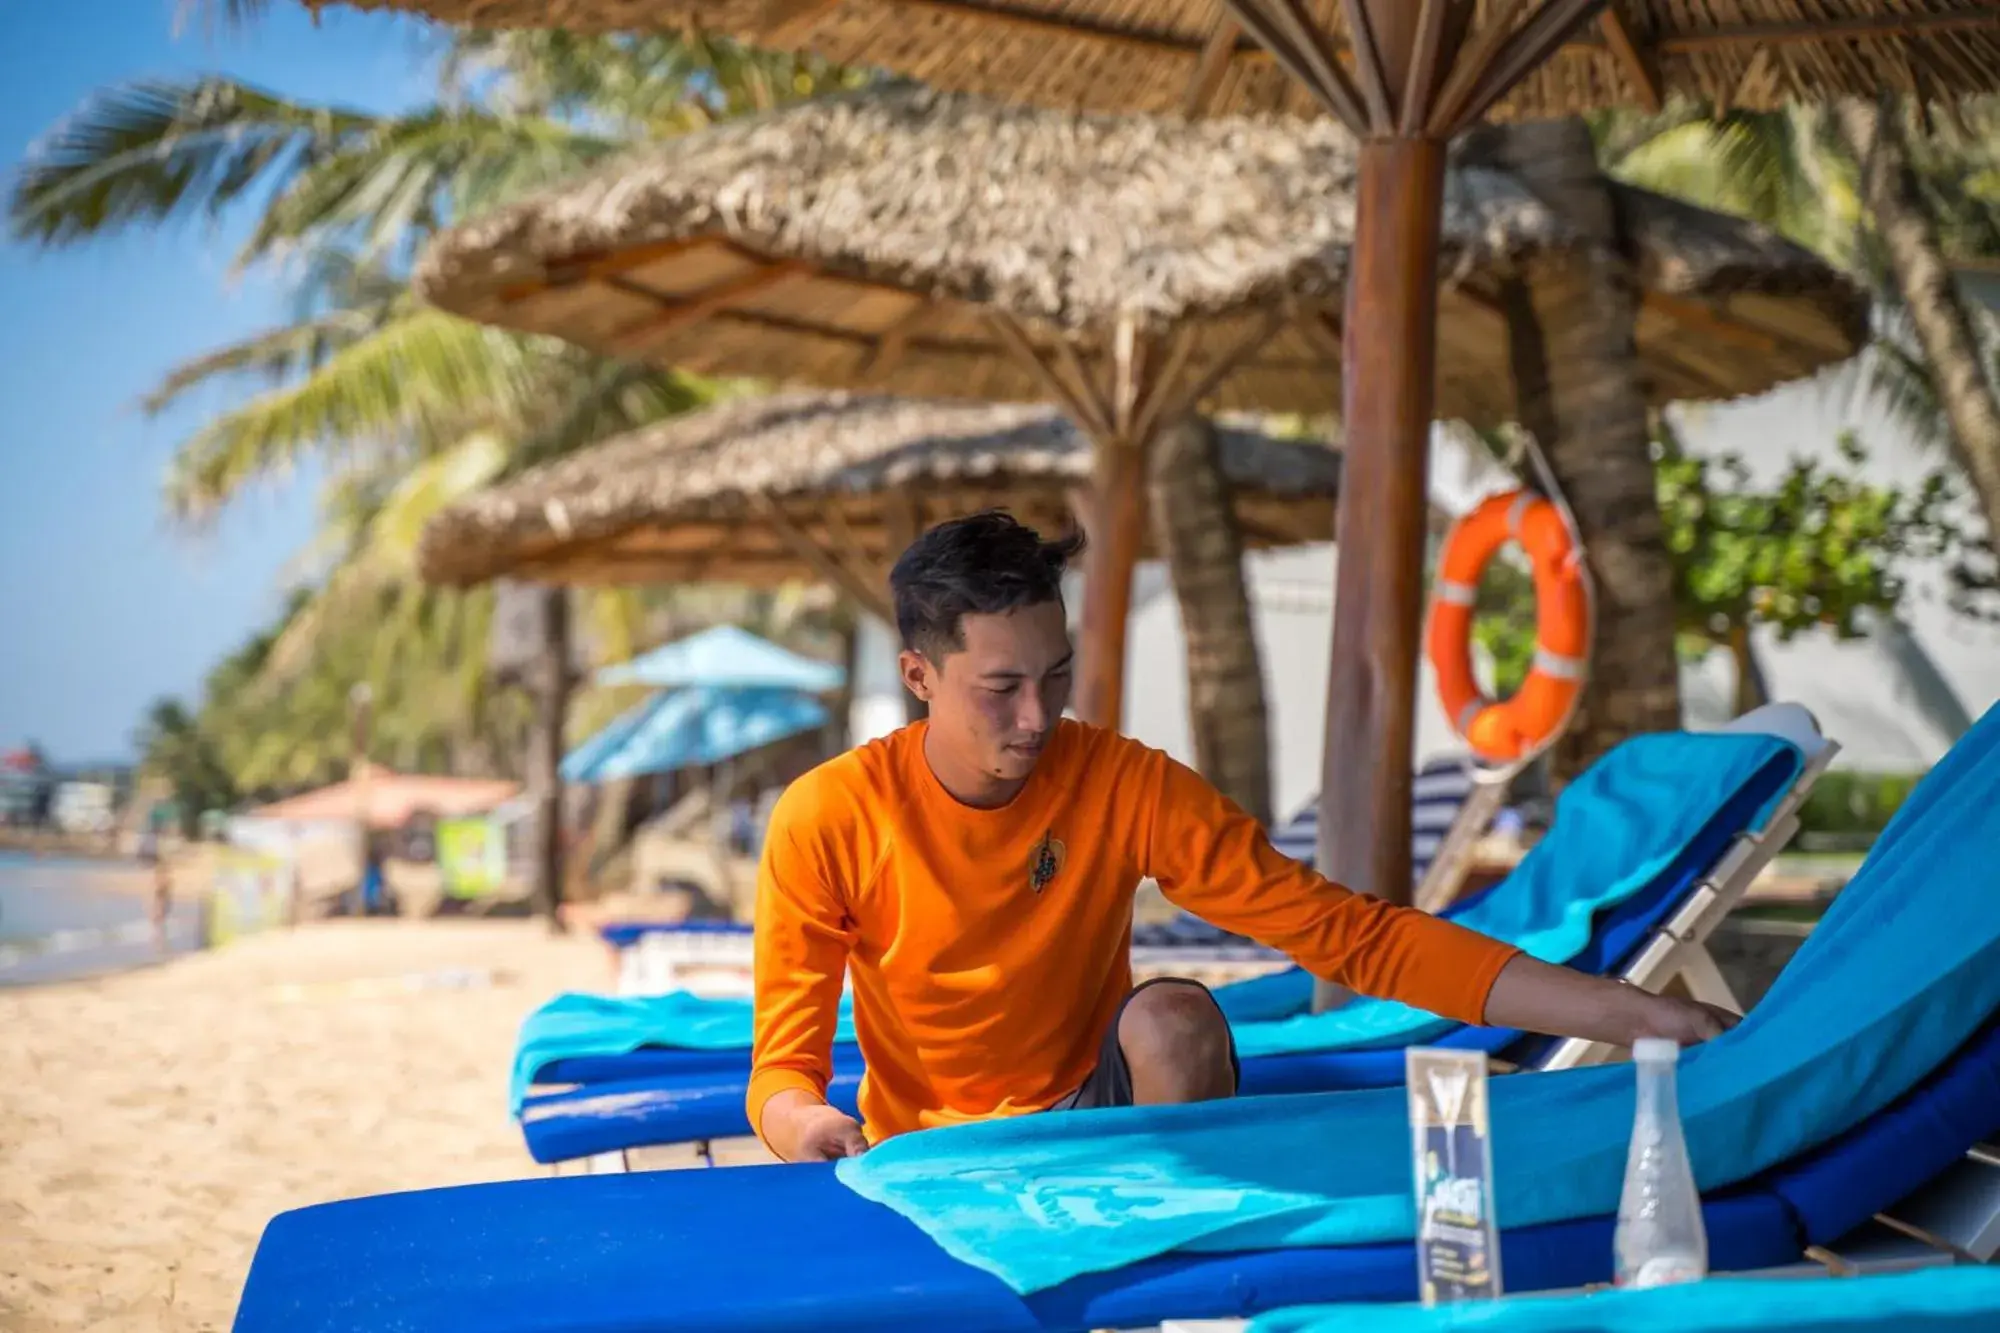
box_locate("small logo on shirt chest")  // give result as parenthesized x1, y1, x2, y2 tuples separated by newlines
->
(1028, 830, 1066, 894)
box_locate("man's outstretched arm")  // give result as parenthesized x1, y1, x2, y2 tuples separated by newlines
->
(748, 790, 865, 1162)
(1482, 952, 1738, 1046)
(1139, 748, 1737, 1046)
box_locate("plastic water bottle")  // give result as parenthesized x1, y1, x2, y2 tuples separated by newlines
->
(1614, 1038, 1708, 1288)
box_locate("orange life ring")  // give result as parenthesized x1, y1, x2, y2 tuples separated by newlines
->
(1425, 489, 1591, 763)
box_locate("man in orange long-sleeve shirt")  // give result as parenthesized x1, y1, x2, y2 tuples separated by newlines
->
(752, 513, 1734, 1162)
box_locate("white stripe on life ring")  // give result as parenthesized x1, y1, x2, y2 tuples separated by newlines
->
(1507, 491, 1536, 539)
(1434, 580, 1479, 607)
(1533, 649, 1587, 681)
(1456, 697, 1489, 733)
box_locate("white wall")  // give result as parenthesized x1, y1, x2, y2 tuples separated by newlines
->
(848, 614, 908, 746)
(1120, 543, 1464, 823)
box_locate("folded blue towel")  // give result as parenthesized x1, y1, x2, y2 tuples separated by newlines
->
(837, 703, 2000, 1295)
(509, 991, 856, 1113)
(1251, 1265, 2000, 1333)
(1228, 731, 1800, 1056)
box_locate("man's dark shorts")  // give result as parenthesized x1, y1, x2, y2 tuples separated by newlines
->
(1046, 977, 1243, 1112)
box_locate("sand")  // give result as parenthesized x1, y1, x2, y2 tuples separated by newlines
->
(0, 919, 607, 1333)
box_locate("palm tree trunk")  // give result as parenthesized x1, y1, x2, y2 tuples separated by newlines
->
(1145, 414, 1274, 827)
(1463, 118, 1682, 782)
(527, 586, 571, 932)
(1834, 97, 2000, 549)
(1726, 623, 1769, 717)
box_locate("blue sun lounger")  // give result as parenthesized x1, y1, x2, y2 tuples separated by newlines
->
(513, 711, 1833, 1167)
(1246, 1264, 2000, 1333)
(231, 702, 2000, 1333)
(235, 1022, 2000, 1332)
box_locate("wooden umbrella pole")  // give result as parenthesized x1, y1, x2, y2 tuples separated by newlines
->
(1317, 136, 1446, 917)
(1201, 0, 1609, 1009)
(1074, 438, 1148, 727)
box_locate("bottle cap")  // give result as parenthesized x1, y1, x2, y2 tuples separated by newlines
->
(1633, 1037, 1680, 1063)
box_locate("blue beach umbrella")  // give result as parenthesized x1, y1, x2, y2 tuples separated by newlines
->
(594, 625, 843, 693)
(560, 685, 830, 783)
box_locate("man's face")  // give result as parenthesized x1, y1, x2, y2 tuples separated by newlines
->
(903, 600, 1073, 784)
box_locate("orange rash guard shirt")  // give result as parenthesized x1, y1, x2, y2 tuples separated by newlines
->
(747, 720, 1521, 1146)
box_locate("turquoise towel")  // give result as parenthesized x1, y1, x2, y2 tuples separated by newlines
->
(837, 702, 2000, 1294)
(1228, 731, 1800, 1056)
(508, 991, 856, 1112)
(1252, 1266, 2000, 1333)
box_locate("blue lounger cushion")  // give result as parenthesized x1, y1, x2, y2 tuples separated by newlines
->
(595, 918, 750, 950)
(510, 991, 859, 1113)
(1253, 1266, 2000, 1333)
(232, 1015, 2000, 1333)
(833, 702, 2000, 1292)
(519, 1063, 864, 1163)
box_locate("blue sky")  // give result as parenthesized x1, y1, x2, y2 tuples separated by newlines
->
(0, 2, 439, 763)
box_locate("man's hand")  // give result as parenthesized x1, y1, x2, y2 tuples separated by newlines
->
(761, 1088, 869, 1162)
(1482, 955, 1741, 1050)
(1627, 993, 1740, 1045)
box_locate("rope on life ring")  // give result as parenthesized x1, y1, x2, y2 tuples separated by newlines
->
(1426, 488, 1593, 764)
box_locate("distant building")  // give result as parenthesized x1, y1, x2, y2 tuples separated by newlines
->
(51, 781, 117, 835)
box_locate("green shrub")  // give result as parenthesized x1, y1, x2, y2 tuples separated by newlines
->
(1797, 771, 1923, 838)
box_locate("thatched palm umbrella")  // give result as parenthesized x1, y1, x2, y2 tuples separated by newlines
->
(334, 0, 2000, 919)
(418, 392, 1339, 594)
(412, 88, 1865, 725)
(420, 390, 1341, 813)
(330, 3, 2000, 123)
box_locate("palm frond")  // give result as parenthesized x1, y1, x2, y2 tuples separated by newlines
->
(163, 308, 544, 518)
(173, 0, 273, 36)
(260, 438, 510, 700)
(8, 77, 377, 248)
(511, 356, 724, 468)
(1607, 107, 1858, 264)
(246, 107, 622, 261)
(140, 304, 393, 416)
(285, 245, 410, 320)
(1859, 333, 1955, 454)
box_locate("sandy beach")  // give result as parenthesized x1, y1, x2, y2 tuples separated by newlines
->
(0, 919, 605, 1332)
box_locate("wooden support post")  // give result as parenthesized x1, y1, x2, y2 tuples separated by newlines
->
(1073, 439, 1147, 728)
(528, 585, 572, 934)
(1216, 0, 1608, 1010)
(1316, 136, 1447, 938)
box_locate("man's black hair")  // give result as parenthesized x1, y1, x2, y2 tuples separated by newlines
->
(889, 511, 1085, 660)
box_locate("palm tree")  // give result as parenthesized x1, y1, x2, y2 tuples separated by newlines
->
(1596, 96, 2000, 554)
(134, 697, 238, 835)
(1147, 416, 1272, 825)
(16, 27, 1282, 870)
(8, 35, 845, 924)
(1832, 98, 2000, 553)
(1461, 117, 1682, 780)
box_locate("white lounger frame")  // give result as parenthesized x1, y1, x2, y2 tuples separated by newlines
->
(1533, 701, 1838, 1072)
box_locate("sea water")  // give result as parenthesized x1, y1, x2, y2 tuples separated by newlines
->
(0, 851, 198, 986)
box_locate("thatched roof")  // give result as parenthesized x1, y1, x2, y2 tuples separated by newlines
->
(417, 391, 1340, 589)
(414, 89, 1867, 424)
(325, 1, 2000, 121)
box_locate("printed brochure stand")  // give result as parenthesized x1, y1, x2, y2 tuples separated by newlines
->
(1407, 1046, 1503, 1304)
